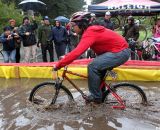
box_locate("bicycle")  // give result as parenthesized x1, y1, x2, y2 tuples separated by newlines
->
(29, 66, 147, 110)
(142, 37, 160, 60)
(128, 38, 142, 60)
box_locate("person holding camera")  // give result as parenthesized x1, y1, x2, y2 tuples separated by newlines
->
(19, 16, 38, 62)
(9, 19, 21, 63)
(38, 16, 54, 62)
(0, 26, 20, 63)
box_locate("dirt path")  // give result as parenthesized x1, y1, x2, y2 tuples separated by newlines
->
(0, 79, 159, 130)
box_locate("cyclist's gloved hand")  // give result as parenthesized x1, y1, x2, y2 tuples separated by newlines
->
(53, 65, 58, 71)
(59, 56, 65, 60)
(53, 55, 65, 71)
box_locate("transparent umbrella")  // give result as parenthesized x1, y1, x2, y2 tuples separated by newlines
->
(18, 0, 46, 11)
(54, 16, 70, 23)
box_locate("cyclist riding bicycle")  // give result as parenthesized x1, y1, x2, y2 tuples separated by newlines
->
(54, 12, 130, 104)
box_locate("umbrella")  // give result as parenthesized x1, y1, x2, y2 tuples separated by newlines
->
(18, 0, 46, 11)
(54, 16, 69, 23)
(88, 0, 160, 16)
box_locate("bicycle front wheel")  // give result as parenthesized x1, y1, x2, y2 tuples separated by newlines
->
(102, 83, 147, 108)
(29, 82, 74, 108)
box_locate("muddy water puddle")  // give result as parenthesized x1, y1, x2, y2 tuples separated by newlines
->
(0, 79, 160, 130)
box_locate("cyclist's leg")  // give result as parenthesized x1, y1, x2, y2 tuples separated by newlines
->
(23, 46, 31, 62)
(10, 49, 16, 63)
(3, 51, 9, 63)
(47, 44, 54, 62)
(31, 45, 37, 62)
(55, 44, 60, 59)
(130, 44, 136, 60)
(41, 44, 47, 62)
(59, 42, 67, 56)
(87, 48, 130, 102)
(16, 47, 21, 63)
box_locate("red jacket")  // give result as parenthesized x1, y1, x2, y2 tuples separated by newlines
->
(56, 25, 128, 69)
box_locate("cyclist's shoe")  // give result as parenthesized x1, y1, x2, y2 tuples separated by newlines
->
(85, 95, 102, 104)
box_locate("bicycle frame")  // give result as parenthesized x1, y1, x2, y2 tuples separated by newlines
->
(146, 38, 160, 53)
(55, 66, 126, 109)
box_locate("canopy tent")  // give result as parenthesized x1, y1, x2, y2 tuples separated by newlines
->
(88, 0, 160, 16)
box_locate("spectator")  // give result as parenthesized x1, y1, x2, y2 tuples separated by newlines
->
(19, 16, 38, 62)
(152, 17, 160, 38)
(152, 17, 160, 60)
(89, 13, 98, 25)
(102, 11, 114, 30)
(0, 26, 19, 63)
(38, 16, 54, 62)
(123, 16, 139, 60)
(52, 21, 68, 59)
(9, 19, 21, 63)
(66, 23, 77, 52)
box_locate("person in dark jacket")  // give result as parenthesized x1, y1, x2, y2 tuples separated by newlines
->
(9, 19, 21, 63)
(52, 21, 68, 59)
(65, 23, 78, 52)
(38, 16, 54, 62)
(102, 11, 114, 30)
(123, 16, 139, 60)
(19, 16, 38, 62)
(0, 26, 20, 63)
(89, 13, 99, 25)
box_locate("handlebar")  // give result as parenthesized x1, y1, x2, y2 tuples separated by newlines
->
(147, 37, 156, 42)
(147, 37, 160, 43)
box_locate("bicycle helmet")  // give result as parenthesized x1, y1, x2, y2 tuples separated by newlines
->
(70, 11, 91, 22)
(70, 11, 92, 34)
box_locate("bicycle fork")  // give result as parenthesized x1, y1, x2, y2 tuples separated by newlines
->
(51, 81, 61, 105)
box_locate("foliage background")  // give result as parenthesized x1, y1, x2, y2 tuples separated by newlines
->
(0, 0, 86, 33)
(1, 0, 86, 18)
(0, 0, 23, 33)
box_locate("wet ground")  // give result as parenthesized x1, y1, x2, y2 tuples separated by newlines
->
(0, 79, 160, 130)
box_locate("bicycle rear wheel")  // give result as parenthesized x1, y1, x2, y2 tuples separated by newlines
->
(29, 82, 74, 108)
(110, 16, 120, 29)
(102, 83, 147, 108)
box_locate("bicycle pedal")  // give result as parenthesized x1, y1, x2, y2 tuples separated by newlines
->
(33, 98, 44, 105)
(44, 103, 63, 110)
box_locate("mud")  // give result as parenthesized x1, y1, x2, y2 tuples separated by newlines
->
(0, 79, 160, 130)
